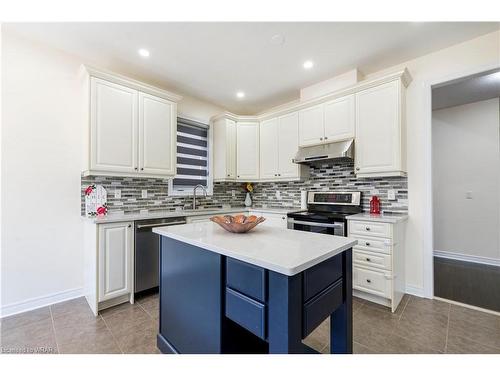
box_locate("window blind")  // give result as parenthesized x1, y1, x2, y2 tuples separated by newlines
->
(172, 118, 209, 192)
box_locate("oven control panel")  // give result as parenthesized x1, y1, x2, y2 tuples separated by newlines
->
(307, 191, 361, 206)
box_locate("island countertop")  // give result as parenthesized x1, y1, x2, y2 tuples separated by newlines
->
(153, 222, 357, 276)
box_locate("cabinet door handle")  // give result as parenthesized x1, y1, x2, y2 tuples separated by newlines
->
(324, 136, 328, 140)
(355, 167, 360, 171)
(237, 175, 240, 178)
(128, 224, 132, 228)
(134, 167, 138, 171)
(227, 174, 230, 177)
(366, 258, 371, 262)
(320, 137, 323, 141)
(140, 168, 144, 171)
(366, 242, 370, 246)
(366, 279, 371, 283)
(365, 227, 371, 231)
(281, 216, 285, 220)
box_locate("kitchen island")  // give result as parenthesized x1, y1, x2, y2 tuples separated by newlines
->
(153, 222, 357, 354)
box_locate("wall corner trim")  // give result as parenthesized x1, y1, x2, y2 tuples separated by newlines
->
(405, 284, 425, 297)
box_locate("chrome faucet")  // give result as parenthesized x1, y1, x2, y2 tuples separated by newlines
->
(192, 184, 207, 210)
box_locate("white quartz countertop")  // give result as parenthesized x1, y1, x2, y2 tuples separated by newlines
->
(346, 212, 408, 223)
(153, 222, 357, 276)
(83, 207, 300, 224)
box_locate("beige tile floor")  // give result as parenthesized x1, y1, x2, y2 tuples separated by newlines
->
(1, 293, 499, 354)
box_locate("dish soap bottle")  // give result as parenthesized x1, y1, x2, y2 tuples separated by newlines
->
(370, 196, 381, 215)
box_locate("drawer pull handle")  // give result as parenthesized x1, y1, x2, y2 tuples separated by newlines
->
(366, 258, 371, 262)
(366, 242, 370, 246)
(365, 227, 371, 231)
(366, 279, 371, 283)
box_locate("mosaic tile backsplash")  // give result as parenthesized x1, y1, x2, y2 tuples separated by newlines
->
(81, 160, 408, 215)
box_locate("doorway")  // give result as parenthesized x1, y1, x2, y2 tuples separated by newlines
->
(431, 69, 500, 312)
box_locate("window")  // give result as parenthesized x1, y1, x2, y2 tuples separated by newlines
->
(169, 117, 212, 196)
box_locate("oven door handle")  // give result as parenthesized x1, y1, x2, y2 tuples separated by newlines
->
(288, 219, 343, 228)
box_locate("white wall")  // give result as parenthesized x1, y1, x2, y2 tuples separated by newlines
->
(432, 99, 500, 261)
(0, 31, 227, 316)
(364, 30, 500, 294)
(1, 31, 85, 314)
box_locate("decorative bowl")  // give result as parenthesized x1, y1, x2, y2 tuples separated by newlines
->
(210, 214, 266, 233)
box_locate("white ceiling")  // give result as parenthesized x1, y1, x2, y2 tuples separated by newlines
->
(5, 22, 499, 114)
(432, 69, 500, 110)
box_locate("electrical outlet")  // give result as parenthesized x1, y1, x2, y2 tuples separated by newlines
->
(275, 190, 281, 200)
(387, 189, 396, 200)
(114, 189, 121, 199)
(141, 189, 148, 199)
(465, 191, 473, 199)
(231, 190, 235, 198)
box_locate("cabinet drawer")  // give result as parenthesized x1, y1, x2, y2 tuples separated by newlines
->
(353, 249, 391, 270)
(225, 288, 266, 339)
(303, 279, 343, 337)
(303, 254, 343, 301)
(350, 235, 391, 254)
(226, 258, 266, 302)
(349, 220, 391, 238)
(353, 266, 391, 298)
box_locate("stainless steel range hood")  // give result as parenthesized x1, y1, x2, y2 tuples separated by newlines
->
(292, 139, 354, 164)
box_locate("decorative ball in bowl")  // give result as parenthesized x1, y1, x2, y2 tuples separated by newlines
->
(210, 214, 266, 233)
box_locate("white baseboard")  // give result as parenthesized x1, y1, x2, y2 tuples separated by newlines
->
(1, 287, 84, 318)
(434, 250, 500, 267)
(405, 284, 425, 297)
(433, 296, 500, 317)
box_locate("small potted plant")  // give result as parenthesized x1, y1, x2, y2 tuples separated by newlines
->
(243, 182, 253, 207)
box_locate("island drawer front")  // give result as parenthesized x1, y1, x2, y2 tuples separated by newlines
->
(303, 255, 343, 302)
(302, 279, 343, 338)
(350, 235, 392, 254)
(226, 258, 266, 302)
(349, 220, 392, 238)
(225, 287, 266, 340)
(353, 249, 391, 270)
(353, 266, 391, 298)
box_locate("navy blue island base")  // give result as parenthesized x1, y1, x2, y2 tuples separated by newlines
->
(156, 236, 353, 354)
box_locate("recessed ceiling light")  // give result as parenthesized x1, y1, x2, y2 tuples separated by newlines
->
(303, 60, 314, 70)
(236, 91, 245, 99)
(138, 48, 150, 58)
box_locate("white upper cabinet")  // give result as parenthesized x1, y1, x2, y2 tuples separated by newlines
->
(259, 118, 279, 179)
(138, 93, 176, 176)
(277, 112, 300, 178)
(211, 69, 410, 180)
(91, 78, 138, 173)
(83, 65, 182, 178)
(355, 80, 406, 177)
(323, 94, 355, 142)
(298, 104, 324, 147)
(236, 121, 260, 180)
(299, 95, 355, 147)
(213, 118, 237, 181)
(259, 112, 306, 181)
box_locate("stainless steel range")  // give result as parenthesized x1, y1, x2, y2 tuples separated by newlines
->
(287, 191, 362, 236)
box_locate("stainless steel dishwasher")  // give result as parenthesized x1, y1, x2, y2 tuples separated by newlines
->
(135, 217, 186, 294)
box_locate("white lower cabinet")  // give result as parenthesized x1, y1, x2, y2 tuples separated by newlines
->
(98, 222, 134, 302)
(84, 220, 134, 315)
(348, 218, 406, 313)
